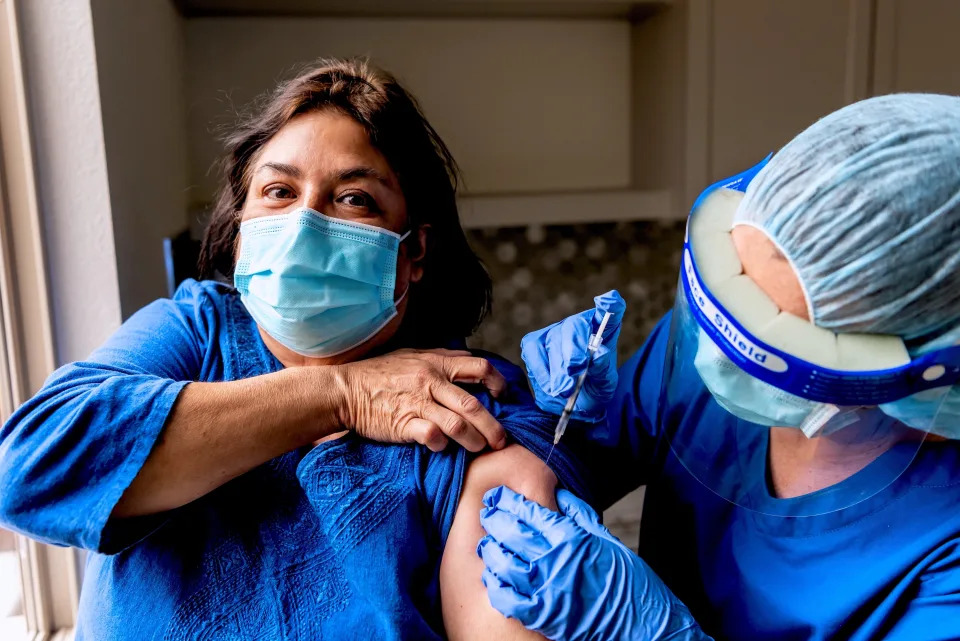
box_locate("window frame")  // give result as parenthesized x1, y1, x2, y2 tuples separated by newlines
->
(0, 1, 80, 639)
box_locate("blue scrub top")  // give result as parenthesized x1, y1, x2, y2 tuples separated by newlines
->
(0, 280, 595, 640)
(590, 313, 960, 641)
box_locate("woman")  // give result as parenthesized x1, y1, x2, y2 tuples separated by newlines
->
(479, 94, 960, 640)
(0, 58, 596, 640)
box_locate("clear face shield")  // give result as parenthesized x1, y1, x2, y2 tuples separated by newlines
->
(662, 160, 960, 517)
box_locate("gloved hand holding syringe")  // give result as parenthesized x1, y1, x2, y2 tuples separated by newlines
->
(521, 290, 626, 462)
(545, 310, 613, 464)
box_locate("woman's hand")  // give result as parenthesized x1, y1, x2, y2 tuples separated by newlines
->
(336, 349, 508, 452)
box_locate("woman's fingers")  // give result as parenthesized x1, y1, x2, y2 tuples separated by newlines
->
(404, 417, 450, 452)
(338, 349, 507, 452)
(430, 382, 506, 450)
(437, 355, 507, 398)
(419, 402, 488, 452)
(416, 348, 472, 358)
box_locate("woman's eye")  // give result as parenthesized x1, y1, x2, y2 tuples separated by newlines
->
(338, 192, 378, 211)
(264, 185, 295, 200)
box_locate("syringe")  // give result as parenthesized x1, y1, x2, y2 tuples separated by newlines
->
(545, 311, 613, 464)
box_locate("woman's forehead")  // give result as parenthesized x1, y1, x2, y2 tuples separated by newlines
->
(253, 111, 398, 185)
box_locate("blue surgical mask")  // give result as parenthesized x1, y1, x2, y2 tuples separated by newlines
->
(234, 208, 411, 358)
(879, 387, 960, 438)
(694, 328, 960, 438)
(693, 329, 863, 436)
(878, 330, 960, 439)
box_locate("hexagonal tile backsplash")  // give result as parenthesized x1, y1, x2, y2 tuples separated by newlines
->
(465, 220, 686, 364)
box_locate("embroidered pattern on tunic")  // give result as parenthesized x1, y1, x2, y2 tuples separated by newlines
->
(298, 437, 413, 553)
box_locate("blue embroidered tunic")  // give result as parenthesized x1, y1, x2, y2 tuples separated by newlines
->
(0, 280, 593, 640)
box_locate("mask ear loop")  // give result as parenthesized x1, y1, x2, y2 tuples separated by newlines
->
(393, 230, 415, 304)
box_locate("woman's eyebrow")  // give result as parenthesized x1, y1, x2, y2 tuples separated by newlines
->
(337, 166, 392, 186)
(257, 162, 302, 178)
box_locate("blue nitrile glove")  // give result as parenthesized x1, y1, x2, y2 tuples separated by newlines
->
(478, 486, 711, 641)
(521, 290, 626, 422)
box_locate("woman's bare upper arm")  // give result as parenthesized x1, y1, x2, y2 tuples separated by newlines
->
(439, 444, 558, 641)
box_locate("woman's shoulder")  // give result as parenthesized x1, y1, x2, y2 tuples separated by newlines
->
(466, 348, 600, 507)
(127, 279, 235, 335)
(122, 279, 235, 356)
(170, 279, 279, 380)
(294, 435, 460, 551)
(170, 278, 236, 308)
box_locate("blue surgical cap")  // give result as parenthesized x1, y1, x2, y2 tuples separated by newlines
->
(734, 93, 960, 352)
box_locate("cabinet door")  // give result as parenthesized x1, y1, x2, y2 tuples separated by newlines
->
(874, 0, 960, 95)
(686, 0, 873, 201)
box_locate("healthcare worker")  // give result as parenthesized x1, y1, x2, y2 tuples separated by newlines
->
(476, 93, 960, 640)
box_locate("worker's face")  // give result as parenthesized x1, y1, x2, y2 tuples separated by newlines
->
(731, 226, 808, 320)
(237, 110, 428, 366)
(728, 224, 940, 449)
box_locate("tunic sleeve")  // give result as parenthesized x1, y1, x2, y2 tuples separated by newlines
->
(0, 281, 217, 552)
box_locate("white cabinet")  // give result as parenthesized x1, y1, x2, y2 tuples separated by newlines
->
(185, 17, 635, 200)
(705, 0, 873, 182)
(181, 1, 675, 229)
(640, 0, 960, 216)
(637, 0, 876, 212)
(180, 0, 959, 226)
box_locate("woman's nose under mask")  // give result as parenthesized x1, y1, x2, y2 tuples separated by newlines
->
(234, 208, 410, 358)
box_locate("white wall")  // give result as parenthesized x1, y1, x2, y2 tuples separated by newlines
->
(185, 17, 631, 202)
(91, 0, 190, 317)
(18, 0, 123, 364)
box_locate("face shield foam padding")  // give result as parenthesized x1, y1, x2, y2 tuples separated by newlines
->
(838, 334, 911, 371)
(708, 276, 780, 337)
(689, 188, 914, 374)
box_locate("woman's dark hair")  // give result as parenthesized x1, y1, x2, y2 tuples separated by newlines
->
(198, 57, 491, 344)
